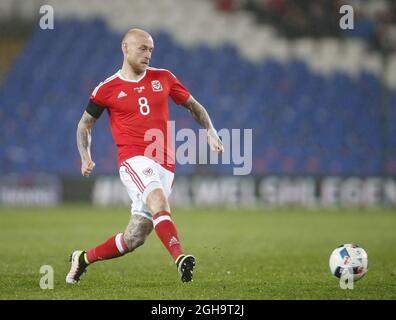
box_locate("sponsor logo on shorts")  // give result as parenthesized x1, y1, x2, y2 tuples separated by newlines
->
(143, 167, 153, 176)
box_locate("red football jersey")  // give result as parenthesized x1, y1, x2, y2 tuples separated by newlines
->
(90, 67, 191, 172)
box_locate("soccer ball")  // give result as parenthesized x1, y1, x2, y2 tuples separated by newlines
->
(329, 244, 368, 281)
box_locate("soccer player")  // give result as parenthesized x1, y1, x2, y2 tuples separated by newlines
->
(66, 29, 223, 284)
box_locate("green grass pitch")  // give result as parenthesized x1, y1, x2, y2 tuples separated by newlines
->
(0, 205, 395, 299)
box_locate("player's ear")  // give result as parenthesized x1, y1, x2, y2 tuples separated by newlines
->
(121, 42, 127, 54)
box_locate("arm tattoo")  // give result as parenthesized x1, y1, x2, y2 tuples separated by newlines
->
(76, 111, 96, 160)
(182, 96, 214, 130)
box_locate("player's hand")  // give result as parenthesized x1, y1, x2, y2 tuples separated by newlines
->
(207, 128, 224, 153)
(81, 159, 95, 177)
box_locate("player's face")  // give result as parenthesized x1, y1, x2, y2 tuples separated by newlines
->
(126, 36, 154, 74)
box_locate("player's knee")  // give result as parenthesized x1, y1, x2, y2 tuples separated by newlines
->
(146, 187, 170, 214)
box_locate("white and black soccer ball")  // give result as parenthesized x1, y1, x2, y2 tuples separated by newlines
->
(329, 244, 368, 281)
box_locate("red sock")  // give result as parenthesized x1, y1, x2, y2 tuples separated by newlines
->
(86, 233, 128, 264)
(153, 211, 183, 262)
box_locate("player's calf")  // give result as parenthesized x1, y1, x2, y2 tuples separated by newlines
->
(123, 215, 153, 252)
(146, 189, 182, 260)
(146, 187, 196, 281)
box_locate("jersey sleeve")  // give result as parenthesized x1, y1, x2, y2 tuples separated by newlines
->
(90, 82, 108, 107)
(167, 72, 191, 105)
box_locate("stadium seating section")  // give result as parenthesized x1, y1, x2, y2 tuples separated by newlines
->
(0, 6, 395, 176)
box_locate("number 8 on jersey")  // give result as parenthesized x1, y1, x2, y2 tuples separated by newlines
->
(138, 97, 150, 115)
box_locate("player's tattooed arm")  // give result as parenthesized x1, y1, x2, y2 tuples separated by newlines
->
(182, 95, 224, 153)
(182, 95, 214, 130)
(76, 111, 97, 177)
